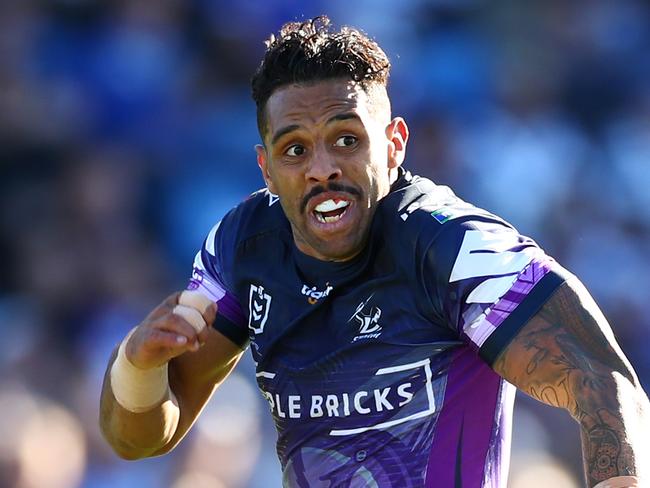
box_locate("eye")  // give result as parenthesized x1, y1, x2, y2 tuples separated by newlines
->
(286, 144, 305, 157)
(334, 135, 358, 147)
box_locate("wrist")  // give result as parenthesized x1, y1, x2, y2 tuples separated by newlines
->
(593, 476, 639, 488)
(110, 329, 170, 413)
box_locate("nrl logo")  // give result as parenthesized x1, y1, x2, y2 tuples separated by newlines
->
(301, 283, 333, 305)
(248, 284, 272, 334)
(349, 295, 382, 342)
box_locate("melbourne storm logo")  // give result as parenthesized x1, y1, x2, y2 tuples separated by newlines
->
(349, 295, 382, 342)
(248, 284, 272, 334)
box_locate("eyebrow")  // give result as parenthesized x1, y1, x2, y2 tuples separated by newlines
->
(270, 112, 362, 146)
(326, 112, 361, 125)
(271, 124, 300, 146)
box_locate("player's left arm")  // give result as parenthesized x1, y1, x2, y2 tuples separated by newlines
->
(492, 275, 650, 487)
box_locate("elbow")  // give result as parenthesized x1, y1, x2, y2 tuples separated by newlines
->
(98, 394, 180, 461)
(101, 428, 165, 461)
(99, 414, 174, 461)
(111, 445, 150, 461)
(569, 370, 649, 423)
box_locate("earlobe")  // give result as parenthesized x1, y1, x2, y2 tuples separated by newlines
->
(255, 144, 277, 194)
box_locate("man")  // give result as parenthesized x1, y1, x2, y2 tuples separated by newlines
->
(100, 16, 649, 488)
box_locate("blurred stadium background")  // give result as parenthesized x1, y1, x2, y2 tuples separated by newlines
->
(1, 1, 649, 487)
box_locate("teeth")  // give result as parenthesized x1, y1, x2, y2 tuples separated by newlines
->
(314, 199, 350, 213)
(315, 207, 348, 224)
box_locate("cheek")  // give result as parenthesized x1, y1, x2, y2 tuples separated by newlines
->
(368, 132, 389, 164)
(262, 166, 278, 194)
(356, 167, 376, 204)
(365, 164, 390, 203)
(266, 180, 279, 195)
(269, 176, 303, 213)
(266, 165, 293, 196)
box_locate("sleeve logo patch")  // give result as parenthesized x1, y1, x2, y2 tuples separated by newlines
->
(430, 208, 453, 224)
(400, 202, 468, 224)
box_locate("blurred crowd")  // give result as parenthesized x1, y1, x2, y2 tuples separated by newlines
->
(1, 1, 649, 487)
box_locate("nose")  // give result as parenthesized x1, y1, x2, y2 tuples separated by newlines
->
(305, 145, 342, 183)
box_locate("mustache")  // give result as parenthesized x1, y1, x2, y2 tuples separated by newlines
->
(301, 183, 362, 214)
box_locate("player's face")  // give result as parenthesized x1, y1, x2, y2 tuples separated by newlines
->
(256, 79, 409, 261)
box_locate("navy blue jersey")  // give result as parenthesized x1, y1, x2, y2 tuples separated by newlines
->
(187, 169, 567, 487)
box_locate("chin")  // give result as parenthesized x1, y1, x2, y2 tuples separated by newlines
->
(295, 221, 369, 262)
(316, 239, 364, 262)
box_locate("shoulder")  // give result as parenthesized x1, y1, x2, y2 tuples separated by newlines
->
(376, 170, 516, 258)
(196, 188, 287, 284)
(208, 188, 288, 253)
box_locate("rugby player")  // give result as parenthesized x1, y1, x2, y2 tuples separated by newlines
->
(99, 16, 649, 487)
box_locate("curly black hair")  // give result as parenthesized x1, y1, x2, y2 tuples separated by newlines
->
(251, 16, 391, 137)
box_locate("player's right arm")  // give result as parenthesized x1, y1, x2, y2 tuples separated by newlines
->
(422, 214, 649, 486)
(99, 291, 245, 460)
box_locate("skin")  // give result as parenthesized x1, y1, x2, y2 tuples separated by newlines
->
(255, 79, 409, 262)
(100, 79, 649, 488)
(99, 293, 244, 459)
(493, 278, 650, 486)
(99, 78, 408, 458)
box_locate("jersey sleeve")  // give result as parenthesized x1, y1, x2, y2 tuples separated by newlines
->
(188, 219, 249, 349)
(423, 218, 570, 365)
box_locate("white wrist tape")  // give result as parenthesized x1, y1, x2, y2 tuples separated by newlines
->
(593, 476, 639, 488)
(110, 330, 169, 413)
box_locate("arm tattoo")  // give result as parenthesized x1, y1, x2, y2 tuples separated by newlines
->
(583, 409, 632, 482)
(493, 279, 648, 486)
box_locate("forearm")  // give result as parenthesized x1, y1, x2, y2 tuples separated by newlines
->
(99, 348, 180, 460)
(577, 374, 650, 487)
(98, 292, 242, 459)
(493, 279, 650, 487)
(511, 359, 650, 485)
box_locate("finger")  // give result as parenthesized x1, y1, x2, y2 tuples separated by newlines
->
(203, 301, 218, 327)
(126, 328, 195, 368)
(178, 290, 212, 315)
(171, 305, 207, 351)
(197, 302, 217, 345)
(152, 313, 201, 348)
(178, 290, 217, 345)
(172, 304, 206, 334)
(146, 328, 193, 349)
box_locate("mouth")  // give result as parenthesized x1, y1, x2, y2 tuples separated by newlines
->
(307, 193, 356, 231)
(313, 198, 351, 224)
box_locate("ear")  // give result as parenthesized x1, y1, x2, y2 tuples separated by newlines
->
(385, 117, 409, 169)
(255, 144, 278, 194)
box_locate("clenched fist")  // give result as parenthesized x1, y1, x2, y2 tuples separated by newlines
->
(125, 291, 217, 370)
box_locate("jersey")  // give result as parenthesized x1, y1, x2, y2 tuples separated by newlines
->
(187, 169, 568, 488)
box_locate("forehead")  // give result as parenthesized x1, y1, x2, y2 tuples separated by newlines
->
(264, 80, 374, 139)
